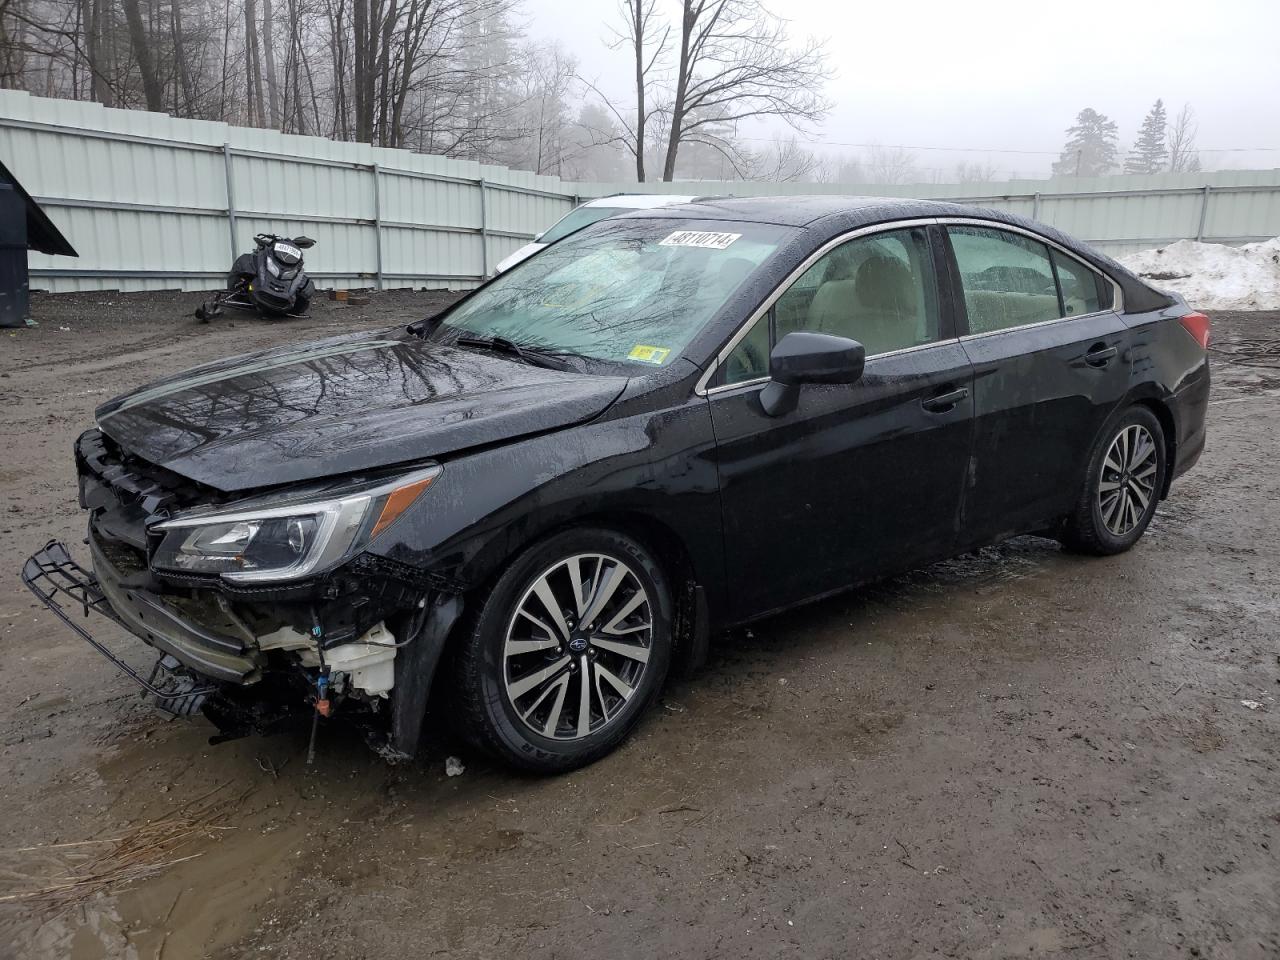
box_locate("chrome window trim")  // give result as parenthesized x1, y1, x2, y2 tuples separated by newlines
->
(695, 217, 941, 396)
(940, 218, 1124, 337)
(694, 215, 1126, 396)
(955, 308, 1118, 343)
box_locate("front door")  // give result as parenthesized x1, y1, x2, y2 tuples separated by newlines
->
(707, 224, 974, 622)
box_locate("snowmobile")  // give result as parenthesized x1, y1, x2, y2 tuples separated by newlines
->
(196, 233, 316, 321)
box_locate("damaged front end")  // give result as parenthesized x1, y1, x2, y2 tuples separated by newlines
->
(23, 430, 462, 760)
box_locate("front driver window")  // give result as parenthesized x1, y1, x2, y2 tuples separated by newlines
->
(722, 227, 941, 385)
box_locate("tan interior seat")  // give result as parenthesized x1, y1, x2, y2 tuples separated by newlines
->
(807, 252, 921, 355)
(805, 249, 859, 338)
(964, 290, 1059, 333)
(851, 255, 920, 355)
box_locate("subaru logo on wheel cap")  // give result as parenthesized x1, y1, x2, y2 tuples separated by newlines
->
(568, 637, 588, 653)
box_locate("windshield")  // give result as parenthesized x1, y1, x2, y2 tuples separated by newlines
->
(435, 218, 793, 368)
(537, 205, 628, 244)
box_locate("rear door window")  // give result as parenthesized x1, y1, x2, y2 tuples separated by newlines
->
(948, 225, 1114, 334)
(947, 226, 1060, 334)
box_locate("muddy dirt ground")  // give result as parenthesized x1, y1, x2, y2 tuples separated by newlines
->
(1, 292, 1277, 960)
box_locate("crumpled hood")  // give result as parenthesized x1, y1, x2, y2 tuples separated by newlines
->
(95, 330, 628, 492)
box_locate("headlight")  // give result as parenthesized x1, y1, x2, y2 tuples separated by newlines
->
(266, 257, 281, 277)
(149, 465, 440, 583)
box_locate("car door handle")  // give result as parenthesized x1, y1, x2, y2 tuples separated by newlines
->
(1084, 345, 1118, 367)
(921, 387, 969, 413)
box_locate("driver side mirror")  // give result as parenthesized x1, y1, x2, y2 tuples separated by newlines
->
(759, 331, 865, 417)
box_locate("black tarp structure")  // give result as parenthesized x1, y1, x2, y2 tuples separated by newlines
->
(0, 159, 77, 328)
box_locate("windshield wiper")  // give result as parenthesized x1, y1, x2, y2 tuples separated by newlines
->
(407, 315, 443, 338)
(454, 335, 576, 371)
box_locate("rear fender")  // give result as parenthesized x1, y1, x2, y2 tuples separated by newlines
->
(1114, 382, 1180, 499)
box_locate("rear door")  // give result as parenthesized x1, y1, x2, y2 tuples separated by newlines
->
(706, 223, 974, 622)
(943, 222, 1130, 544)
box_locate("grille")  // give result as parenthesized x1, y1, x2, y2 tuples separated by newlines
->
(77, 428, 212, 518)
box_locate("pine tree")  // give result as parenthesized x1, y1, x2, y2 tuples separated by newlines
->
(1124, 99, 1170, 175)
(1051, 108, 1120, 177)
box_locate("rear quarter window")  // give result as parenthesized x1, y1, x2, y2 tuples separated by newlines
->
(1051, 249, 1104, 316)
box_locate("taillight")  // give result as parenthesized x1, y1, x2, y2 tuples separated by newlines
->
(1178, 312, 1211, 350)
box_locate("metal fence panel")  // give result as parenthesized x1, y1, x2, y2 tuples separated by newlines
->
(4, 89, 1280, 292)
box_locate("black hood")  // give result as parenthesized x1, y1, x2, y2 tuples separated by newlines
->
(95, 330, 628, 492)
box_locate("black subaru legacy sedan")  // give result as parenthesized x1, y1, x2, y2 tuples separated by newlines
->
(24, 197, 1210, 772)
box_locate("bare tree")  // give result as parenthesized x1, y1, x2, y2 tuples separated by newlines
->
(863, 144, 920, 184)
(0, 0, 25, 87)
(579, 0, 668, 182)
(262, 0, 279, 126)
(119, 0, 162, 110)
(505, 41, 577, 174)
(79, 0, 109, 102)
(660, 0, 830, 181)
(245, 0, 266, 124)
(326, 0, 350, 136)
(1167, 103, 1201, 173)
(616, 0, 665, 182)
(953, 159, 1000, 183)
(740, 135, 820, 182)
(0, 0, 601, 173)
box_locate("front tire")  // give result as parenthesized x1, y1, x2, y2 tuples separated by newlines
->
(453, 528, 673, 773)
(1062, 405, 1167, 555)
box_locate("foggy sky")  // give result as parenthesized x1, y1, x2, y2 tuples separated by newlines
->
(523, 0, 1280, 179)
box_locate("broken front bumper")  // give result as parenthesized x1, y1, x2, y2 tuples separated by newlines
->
(22, 540, 218, 715)
(22, 539, 466, 756)
(26, 537, 261, 683)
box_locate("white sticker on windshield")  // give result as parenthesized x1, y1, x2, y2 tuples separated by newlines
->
(659, 230, 742, 250)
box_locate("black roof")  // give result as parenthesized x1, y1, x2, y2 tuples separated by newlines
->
(0, 158, 77, 257)
(626, 194, 1173, 313)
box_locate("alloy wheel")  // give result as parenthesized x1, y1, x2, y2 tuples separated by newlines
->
(503, 553, 653, 741)
(1098, 423, 1158, 537)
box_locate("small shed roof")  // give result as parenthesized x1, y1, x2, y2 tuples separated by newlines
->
(0, 158, 77, 257)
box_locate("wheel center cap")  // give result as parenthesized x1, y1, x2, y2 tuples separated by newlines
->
(568, 637, 589, 653)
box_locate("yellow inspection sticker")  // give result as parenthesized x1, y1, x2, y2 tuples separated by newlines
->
(628, 344, 672, 365)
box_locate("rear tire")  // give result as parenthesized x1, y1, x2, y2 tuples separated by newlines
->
(1061, 405, 1167, 555)
(453, 527, 673, 773)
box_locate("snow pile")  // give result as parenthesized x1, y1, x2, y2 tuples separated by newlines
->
(1120, 237, 1280, 311)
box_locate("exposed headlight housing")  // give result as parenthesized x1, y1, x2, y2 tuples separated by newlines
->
(149, 465, 440, 583)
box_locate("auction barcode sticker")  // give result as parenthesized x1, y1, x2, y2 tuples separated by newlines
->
(659, 230, 742, 250)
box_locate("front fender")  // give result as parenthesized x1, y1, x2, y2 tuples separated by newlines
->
(367, 398, 728, 623)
